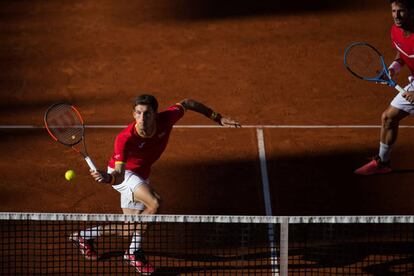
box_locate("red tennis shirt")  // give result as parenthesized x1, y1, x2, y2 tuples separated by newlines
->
(391, 24, 414, 75)
(108, 104, 185, 179)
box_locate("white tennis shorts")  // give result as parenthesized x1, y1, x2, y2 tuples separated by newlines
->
(390, 76, 414, 114)
(107, 167, 148, 210)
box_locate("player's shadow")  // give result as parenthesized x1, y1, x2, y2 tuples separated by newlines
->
(95, 223, 277, 274)
(363, 256, 414, 275)
(154, 147, 414, 216)
(289, 241, 414, 274)
(96, 240, 414, 275)
(98, 249, 274, 275)
(99, 250, 124, 260)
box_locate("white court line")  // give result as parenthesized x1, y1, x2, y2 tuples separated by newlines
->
(1, 124, 414, 129)
(256, 128, 279, 275)
(256, 128, 273, 216)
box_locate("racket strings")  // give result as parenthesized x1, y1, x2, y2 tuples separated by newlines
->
(346, 45, 384, 79)
(45, 104, 83, 145)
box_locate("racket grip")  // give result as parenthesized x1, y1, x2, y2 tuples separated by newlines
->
(84, 156, 97, 171)
(395, 84, 406, 94)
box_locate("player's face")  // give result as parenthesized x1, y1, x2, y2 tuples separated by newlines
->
(133, 104, 156, 135)
(391, 2, 410, 28)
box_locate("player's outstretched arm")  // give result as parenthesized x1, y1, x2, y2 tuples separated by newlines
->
(180, 98, 241, 128)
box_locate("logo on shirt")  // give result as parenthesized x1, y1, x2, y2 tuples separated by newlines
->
(138, 142, 146, 148)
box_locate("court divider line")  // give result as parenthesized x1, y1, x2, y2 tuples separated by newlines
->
(256, 129, 273, 217)
(1, 124, 414, 129)
(256, 128, 281, 275)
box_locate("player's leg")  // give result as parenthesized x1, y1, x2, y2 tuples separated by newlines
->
(69, 169, 144, 260)
(117, 174, 156, 274)
(354, 106, 407, 175)
(132, 184, 161, 215)
(121, 184, 161, 247)
(379, 105, 409, 161)
(355, 81, 414, 175)
(122, 184, 160, 273)
(122, 207, 154, 274)
(111, 170, 148, 253)
(379, 79, 414, 162)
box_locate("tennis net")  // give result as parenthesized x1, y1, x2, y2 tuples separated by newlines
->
(0, 213, 413, 275)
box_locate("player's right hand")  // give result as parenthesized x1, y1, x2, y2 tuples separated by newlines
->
(90, 169, 111, 183)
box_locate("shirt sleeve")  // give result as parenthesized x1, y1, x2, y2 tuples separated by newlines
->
(113, 134, 128, 163)
(164, 104, 185, 126)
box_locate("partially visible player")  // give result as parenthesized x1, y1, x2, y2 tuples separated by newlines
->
(355, 0, 414, 175)
(69, 94, 240, 274)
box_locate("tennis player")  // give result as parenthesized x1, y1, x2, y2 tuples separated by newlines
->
(355, 0, 414, 175)
(70, 94, 240, 274)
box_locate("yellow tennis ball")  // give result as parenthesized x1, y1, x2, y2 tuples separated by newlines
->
(65, 170, 76, 181)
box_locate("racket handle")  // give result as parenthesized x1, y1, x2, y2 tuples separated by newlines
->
(84, 156, 97, 171)
(395, 84, 406, 94)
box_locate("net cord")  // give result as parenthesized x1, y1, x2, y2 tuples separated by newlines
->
(1, 213, 414, 224)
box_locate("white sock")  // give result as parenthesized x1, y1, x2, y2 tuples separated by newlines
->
(379, 142, 392, 163)
(129, 232, 142, 254)
(80, 226, 103, 240)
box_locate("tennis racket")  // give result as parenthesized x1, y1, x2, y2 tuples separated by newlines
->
(44, 102, 97, 171)
(344, 41, 406, 94)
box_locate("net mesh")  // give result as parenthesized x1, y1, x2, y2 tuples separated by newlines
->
(345, 43, 384, 79)
(288, 222, 414, 275)
(0, 213, 279, 275)
(1, 213, 414, 275)
(44, 104, 84, 146)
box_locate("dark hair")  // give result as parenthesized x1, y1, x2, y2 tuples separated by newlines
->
(389, 0, 414, 10)
(132, 94, 158, 112)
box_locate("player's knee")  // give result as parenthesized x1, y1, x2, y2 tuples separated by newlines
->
(381, 111, 398, 128)
(146, 198, 160, 214)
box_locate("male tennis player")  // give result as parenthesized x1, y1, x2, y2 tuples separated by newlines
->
(355, 0, 414, 175)
(69, 94, 240, 274)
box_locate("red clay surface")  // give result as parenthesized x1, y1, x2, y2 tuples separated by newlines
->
(1, 0, 414, 217)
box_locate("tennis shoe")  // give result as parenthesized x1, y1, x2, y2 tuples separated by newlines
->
(69, 232, 99, 260)
(354, 156, 392, 175)
(124, 249, 155, 275)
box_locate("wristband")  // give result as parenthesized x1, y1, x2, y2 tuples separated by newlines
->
(389, 61, 402, 74)
(210, 111, 222, 123)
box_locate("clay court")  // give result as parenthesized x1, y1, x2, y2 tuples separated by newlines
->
(1, 0, 414, 274)
(1, 0, 414, 215)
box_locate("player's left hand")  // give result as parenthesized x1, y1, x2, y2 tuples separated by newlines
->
(219, 117, 241, 128)
(402, 91, 414, 104)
